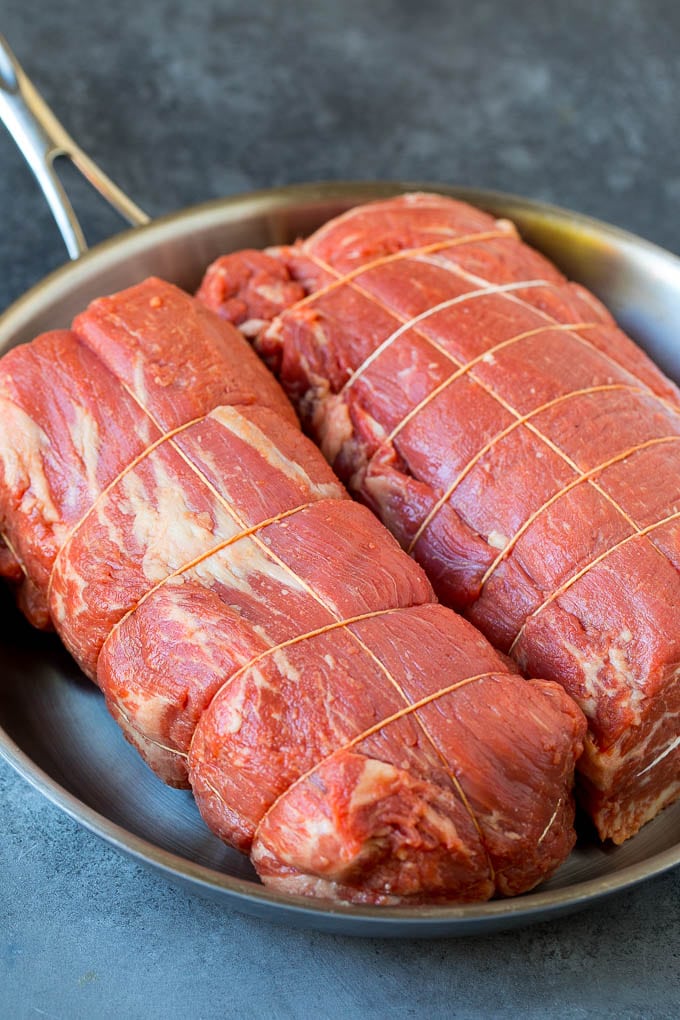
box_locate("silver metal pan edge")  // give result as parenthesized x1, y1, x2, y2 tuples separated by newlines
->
(2, 180, 680, 936)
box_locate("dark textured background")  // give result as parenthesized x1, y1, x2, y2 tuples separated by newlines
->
(2, 1, 680, 1016)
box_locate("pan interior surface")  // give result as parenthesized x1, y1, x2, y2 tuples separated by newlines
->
(2, 182, 680, 936)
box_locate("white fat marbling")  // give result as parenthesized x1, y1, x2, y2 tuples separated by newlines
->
(487, 529, 508, 550)
(209, 405, 341, 500)
(119, 458, 238, 583)
(0, 396, 61, 527)
(69, 403, 102, 502)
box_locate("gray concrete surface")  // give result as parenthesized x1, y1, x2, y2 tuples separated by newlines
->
(1, 0, 680, 1016)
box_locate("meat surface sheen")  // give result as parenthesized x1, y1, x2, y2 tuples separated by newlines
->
(197, 191, 680, 844)
(0, 273, 584, 904)
(0, 278, 295, 628)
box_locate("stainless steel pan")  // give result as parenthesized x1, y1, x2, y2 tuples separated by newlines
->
(2, 36, 680, 937)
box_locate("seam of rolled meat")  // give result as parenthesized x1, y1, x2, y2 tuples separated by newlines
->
(196, 191, 680, 844)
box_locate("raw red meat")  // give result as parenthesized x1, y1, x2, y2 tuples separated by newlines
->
(198, 191, 680, 844)
(0, 279, 295, 629)
(0, 274, 584, 904)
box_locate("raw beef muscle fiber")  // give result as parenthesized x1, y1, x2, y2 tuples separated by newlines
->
(0, 275, 584, 904)
(0, 278, 295, 630)
(198, 191, 680, 844)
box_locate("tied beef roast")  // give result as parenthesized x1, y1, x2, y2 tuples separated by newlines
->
(0, 276, 584, 905)
(0, 279, 295, 630)
(197, 191, 680, 845)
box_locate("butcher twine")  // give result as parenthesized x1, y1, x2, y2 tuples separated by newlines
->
(382, 321, 601, 447)
(47, 413, 208, 602)
(508, 505, 680, 655)
(194, 645, 501, 865)
(51, 357, 496, 873)
(106, 498, 316, 636)
(289, 239, 680, 608)
(114, 605, 506, 871)
(478, 432, 680, 591)
(336, 278, 556, 395)
(249, 667, 555, 851)
(409, 388, 680, 557)
(287, 230, 513, 311)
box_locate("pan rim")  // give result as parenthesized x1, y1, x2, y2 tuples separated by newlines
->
(3, 178, 680, 336)
(2, 711, 679, 933)
(2, 178, 680, 934)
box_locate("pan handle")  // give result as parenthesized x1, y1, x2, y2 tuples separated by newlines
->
(0, 34, 150, 260)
